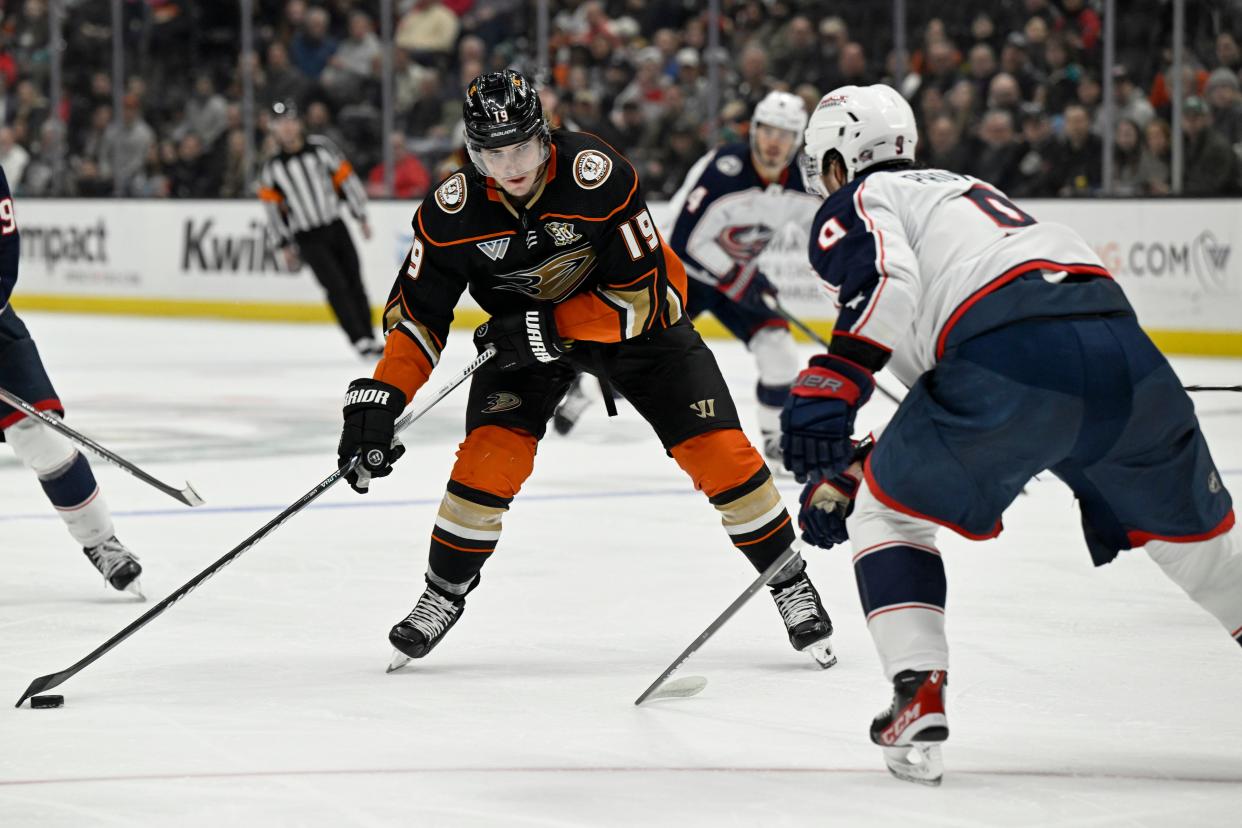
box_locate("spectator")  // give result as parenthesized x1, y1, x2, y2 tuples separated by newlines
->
(1056, 0, 1102, 55)
(323, 11, 381, 105)
(290, 6, 338, 81)
(1137, 118, 1171, 195)
(218, 129, 249, 199)
(773, 16, 829, 94)
(1112, 118, 1144, 196)
(1111, 65, 1155, 129)
(1042, 34, 1081, 114)
(366, 132, 431, 198)
(569, 90, 624, 149)
(0, 125, 30, 190)
(921, 114, 969, 172)
(304, 101, 351, 157)
(966, 44, 998, 101)
(396, 0, 460, 62)
(1181, 96, 1239, 196)
(919, 37, 960, 94)
(130, 143, 170, 198)
(98, 94, 155, 193)
(1011, 104, 1058, 197)
(674, 48, 711, 125)
(616, 47, 668, 122)
(184, 73, 229, 149)
(838, 42, 872, 88)
(968, 108, 1023, 191)
(259, 42, 309, 109)
(1204, 68, 1242, 148)
(19, 120, 67, 196)
(986, 72, 1023, 122)
(1051, 103, 1101, 196)
(1216, 32, 1241, 73)
(732, 43, 775, 112)
(999, 32, 1041, 100)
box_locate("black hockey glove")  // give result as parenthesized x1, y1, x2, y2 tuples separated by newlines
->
(798, 438, 874, 549)
(717, 261, 777, 311)
(474, 308, 567, 371)
(338, 378, 407, 494)
(781, 354, 875, 482)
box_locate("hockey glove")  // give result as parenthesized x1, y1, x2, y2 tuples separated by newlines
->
(717, 261, 777, 311)
(338, 378, 407, 494)
(798, 439, 874, 549)
(475, 308, 567, 371)
(780, 354, 874, 482)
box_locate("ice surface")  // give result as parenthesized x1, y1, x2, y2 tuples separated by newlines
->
(2, 313, 1240, 827)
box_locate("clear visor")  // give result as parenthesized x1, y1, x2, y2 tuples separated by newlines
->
(799, 151, 828, 198)
(750, 122, 800, 168)
(468, 136, 549, 181)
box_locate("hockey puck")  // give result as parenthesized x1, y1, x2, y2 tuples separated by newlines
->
(30, 695, 64, 709)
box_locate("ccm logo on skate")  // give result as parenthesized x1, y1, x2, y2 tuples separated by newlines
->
(526, 312, 554, 362)
(880, 703, 920, 746)
(345, 388, 391, 406)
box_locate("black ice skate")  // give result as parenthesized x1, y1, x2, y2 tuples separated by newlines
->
(769, 566, 836, 668)
(386, 582, 467, 672)
(761, 430, 789, 474)
(552, 374, 593, 435)
(83, 536, 143, 598)
(870, 669, 949, 786)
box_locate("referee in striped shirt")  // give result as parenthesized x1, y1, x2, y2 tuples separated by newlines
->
(258, 100, 381, 358)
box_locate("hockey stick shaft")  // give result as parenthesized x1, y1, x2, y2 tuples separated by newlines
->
(1183, 385, 1242, 392)
(0, 385, 205, 508)
(14, 347, 496, 708)
(634, 542, 803, 706)
(760, 295, 903, 406)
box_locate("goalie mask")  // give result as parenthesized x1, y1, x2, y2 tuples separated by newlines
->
(750, 90, 809, 169)
(463, 69, 551, 181)
(802, 84, 918, 196)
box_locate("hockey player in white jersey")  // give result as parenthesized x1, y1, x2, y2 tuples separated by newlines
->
(783, 84, 1240, 785)
(552, 91, 820, 458)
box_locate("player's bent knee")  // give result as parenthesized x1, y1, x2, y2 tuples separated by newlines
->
(749, 325, 800, 387)
(4, 416, 76, 477)
(851, 478, 941, 549)
(670, 428, 765, 497)
(450, 425, 538, 501)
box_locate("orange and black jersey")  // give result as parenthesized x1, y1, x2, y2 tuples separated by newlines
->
(375, 130, 689, 402)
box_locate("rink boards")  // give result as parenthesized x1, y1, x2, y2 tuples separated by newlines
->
(10, 196, 1242, 355)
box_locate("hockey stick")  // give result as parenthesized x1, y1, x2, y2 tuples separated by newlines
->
(1184, 385, 1242, 392)
(14, 346, 497, 708)
(0, 385, 205, 508)
(634, 542, 803, 705)
(760, 295, 904, 406)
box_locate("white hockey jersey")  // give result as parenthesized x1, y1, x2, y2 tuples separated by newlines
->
(808, 167, 1116, 387)
(667, 143, 821, 285)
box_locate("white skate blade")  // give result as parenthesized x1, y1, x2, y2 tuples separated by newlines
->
(644, 675, 707, 701)
(882, 744, 943, 786)
(805, 639, 837, 669)
(386, 650, 413, 674)
(123, 578, 146, 600)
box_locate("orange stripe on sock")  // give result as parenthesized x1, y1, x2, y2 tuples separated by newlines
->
(733, 514, 791, 546)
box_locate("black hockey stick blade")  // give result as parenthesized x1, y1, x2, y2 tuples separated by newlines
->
(759, 295, 904, 406)
(1184, 385, 1242, 392)
(14, 349, 497, 708)
(634, 543, 804, 706)
(0, 385, 205, 507)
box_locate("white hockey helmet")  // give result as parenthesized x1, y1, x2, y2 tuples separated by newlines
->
(802, 84, 918, 194)
(750, 90, 808, 164)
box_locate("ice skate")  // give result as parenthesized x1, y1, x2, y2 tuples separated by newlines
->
(761, 430, 792, 476)
(353, 337, 384, 360)
(552, 374, 594, 436)
(386, 582, 467, 672)
(769, 565, 836, 668)
(870, 669, 948, 786)
(82, 536, 144, 598)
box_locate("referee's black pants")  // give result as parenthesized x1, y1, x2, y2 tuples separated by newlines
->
(295, 220, 375, 344)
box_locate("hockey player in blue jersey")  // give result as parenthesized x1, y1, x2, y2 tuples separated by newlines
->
(784, 85, 1240, 785)
(551, 91, 820, 459)
(0, 166, 144, 597)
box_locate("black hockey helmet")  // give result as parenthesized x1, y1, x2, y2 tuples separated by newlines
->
(463, 69, 548, 151)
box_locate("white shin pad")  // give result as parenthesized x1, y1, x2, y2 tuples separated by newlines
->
(1146, 528, 1242, 642)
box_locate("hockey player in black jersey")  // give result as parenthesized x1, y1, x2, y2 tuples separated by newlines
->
(0, 166, 143, 597)
(333, 70, 836, 671)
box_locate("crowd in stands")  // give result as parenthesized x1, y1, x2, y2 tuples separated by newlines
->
(0, 0, 1240, 199)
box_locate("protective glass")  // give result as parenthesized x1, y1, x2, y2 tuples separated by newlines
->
(468, 136, 549, 180)
(799, 151, 827, 198)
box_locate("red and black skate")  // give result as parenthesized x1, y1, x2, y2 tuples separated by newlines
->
(869, 669, 948, 786)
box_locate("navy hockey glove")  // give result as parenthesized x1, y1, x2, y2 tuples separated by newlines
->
(717, 261, 777, 311)
(780, 354, 874, 482)
(475, 308, 567, 371)
(338, 378, 407, 494)
(798, 439, 874, 549)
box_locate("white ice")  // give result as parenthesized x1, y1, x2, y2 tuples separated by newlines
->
(2, 312, 1240, 827)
